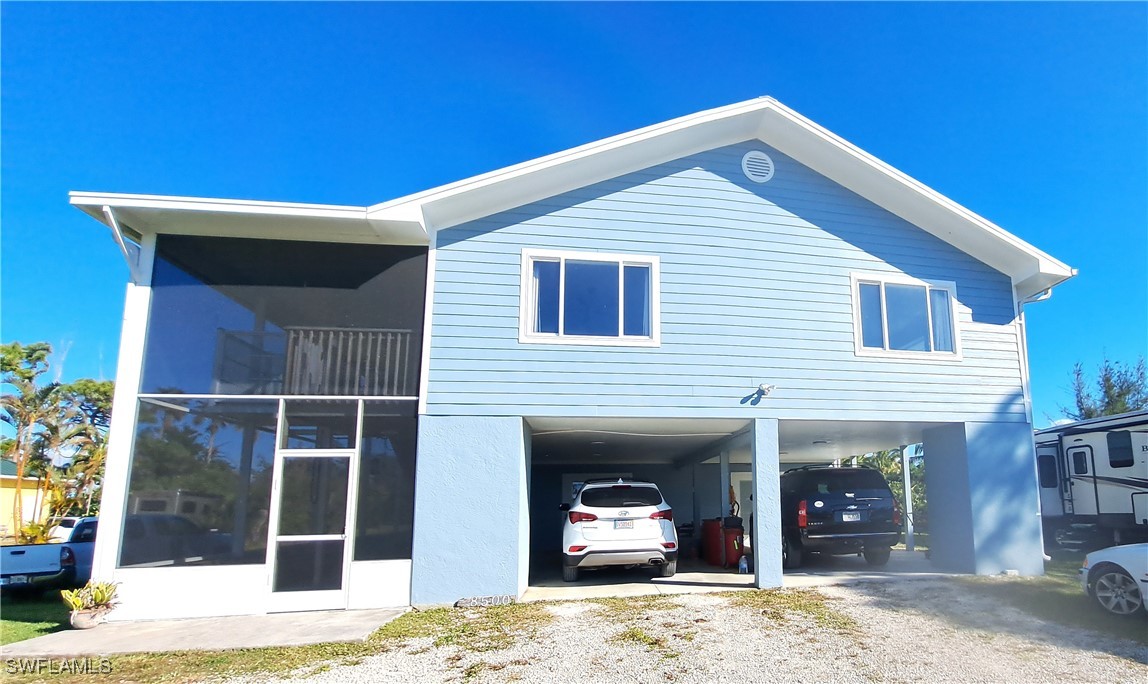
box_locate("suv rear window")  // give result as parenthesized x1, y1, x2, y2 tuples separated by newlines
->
(787, 469, 890, 494)
(580, 485, 663, 508)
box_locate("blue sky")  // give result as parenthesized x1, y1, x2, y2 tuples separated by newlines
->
(2, 2, 1145, 427)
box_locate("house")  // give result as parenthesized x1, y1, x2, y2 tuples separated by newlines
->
(0, 459, 48, 539)
(70, 98, 1074, 621)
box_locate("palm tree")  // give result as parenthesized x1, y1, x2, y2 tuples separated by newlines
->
(1, 342, 60, 537)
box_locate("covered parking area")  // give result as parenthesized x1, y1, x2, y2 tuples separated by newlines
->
(523, 416, 1005, 596)
(412, 415, 1043, 605)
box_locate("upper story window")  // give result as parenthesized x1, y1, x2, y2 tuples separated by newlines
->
(851, 273, 960, 358)
(520, 249, 660, 346)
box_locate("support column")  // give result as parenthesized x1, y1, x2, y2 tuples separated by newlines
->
(92, 233, 156, 586)
(923, 422, 1043, 575)
(900, 444, 915, 552)
(411, 415, 530, 605)
(718, 450, 731, 517)
(751, 418, 782, 588)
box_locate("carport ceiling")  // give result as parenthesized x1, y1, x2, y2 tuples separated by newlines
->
(771, 419, 943, 464)
(528, 417, 749, 465)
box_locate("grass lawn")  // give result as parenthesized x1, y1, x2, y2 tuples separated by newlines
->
(957, 555, 1148, 646)
(1, 592, 70, 645)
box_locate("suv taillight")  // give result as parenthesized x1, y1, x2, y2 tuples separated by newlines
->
(797, 500, 808, 528)
(650, 509, 673, 522)
(60, 546, 75, 567)
(569, 511, 598, 524)
(892, 499, 903, 527)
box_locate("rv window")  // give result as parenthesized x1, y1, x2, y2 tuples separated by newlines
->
(1071, 450, 1089, 475)
(1107, 431, 1135, 468)
(1037, 454, 1058, 488)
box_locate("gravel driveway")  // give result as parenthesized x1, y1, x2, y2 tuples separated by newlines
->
(240, 579, 1147, 683)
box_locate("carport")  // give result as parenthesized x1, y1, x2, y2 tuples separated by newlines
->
(524, 416, 984, 596)
(525, 417, 757, 590)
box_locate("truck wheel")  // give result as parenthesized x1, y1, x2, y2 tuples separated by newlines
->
(562, 565, 579, 582)
(863, 546, 892, 566)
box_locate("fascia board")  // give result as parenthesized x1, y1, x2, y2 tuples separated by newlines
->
(69, 191, 368, 221)
(366, 99, 770, 227)
(754, 105, 1075, 285)
(70, 191, 428, 245)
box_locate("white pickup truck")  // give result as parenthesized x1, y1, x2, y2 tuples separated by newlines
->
(1, 517, 98, 593)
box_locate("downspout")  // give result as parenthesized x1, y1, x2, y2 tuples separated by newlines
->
(1016, 285, 1053, 561)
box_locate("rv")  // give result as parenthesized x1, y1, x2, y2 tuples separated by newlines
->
(1035, 410, 1148, 550)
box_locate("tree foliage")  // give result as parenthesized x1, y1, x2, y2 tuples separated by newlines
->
(1, 341, 113, 540)
(1064, 356, 1147, 421)
(856, 447, 927, 528)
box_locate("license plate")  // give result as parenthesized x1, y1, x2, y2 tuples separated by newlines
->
(841, 512, 861, 522)
(614, 520, 633, 529)
(2, 575, 29, 585)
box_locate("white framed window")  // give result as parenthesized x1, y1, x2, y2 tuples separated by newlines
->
(519, 248, 660, 346)
(850, 273, 961, 359)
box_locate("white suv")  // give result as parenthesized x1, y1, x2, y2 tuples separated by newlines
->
(559, 479, 678, 582)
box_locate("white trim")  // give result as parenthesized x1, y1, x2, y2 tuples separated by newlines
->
(91, 233, 156, 584)
(417, 232, 437, 416)
(361, 97, 1073, 298)
(518, 248, 661, 347)
(136, 394, 417, 401)
(848, 272, 963, 361)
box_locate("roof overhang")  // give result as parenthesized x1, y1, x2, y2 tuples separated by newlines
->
(71, 98, 1074, 299)
(68, 192, 429, 246)
(366, 97, 1074, 300)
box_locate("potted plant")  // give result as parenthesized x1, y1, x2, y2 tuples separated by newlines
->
(60, 581, 119, 629)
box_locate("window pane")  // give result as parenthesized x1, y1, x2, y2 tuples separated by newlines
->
(1037, 454, 1059, 488)
(929, 289, 954, 352)
(885, 284, 931, 351)
(142, 235, 427, 396)
(276, 457, 350, 536)
(1071, 450, 1089, 475)
(1107, 431, 1134, 468)
(282, 400, 358, 449)
(623, 265, 651, 337)
(858, 283, 885, 349)
(354, 402, 417, 561)
(580, 486, 663, 507)
(273, 540, 344, 592)
(564, 261, 619, 336)
(532, 260, 560, 334)
(121, 398, 277, 568)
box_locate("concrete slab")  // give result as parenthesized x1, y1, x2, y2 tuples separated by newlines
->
(1, 608, 405, 657)
(522, 550, 956, 602)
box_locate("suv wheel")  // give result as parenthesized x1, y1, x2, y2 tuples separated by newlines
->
(782, 534, 803, 569)
(562, 565, 579, 582)
(658, 561, 677, 578)
(863, 546, 891, 567)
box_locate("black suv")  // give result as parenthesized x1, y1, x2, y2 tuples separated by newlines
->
(780, 466, 901, 569)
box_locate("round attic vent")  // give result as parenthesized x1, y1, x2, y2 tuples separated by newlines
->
(741, 150, 775, 183)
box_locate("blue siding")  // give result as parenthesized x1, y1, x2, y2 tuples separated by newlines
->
(427, 142, 1025, 422)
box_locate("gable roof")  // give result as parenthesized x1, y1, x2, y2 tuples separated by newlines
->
(71, 97, 1074, 298)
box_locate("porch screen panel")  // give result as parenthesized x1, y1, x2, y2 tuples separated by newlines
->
(353, 401, 417, 561)
(119, 398, 277, 568)
(141, 235, 427, 396)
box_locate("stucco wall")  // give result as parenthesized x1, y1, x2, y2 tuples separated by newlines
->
(411, 415, 529, 605)
(924, 421, 1043, 575)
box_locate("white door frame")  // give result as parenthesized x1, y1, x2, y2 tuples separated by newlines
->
(265, 399, 364, 612)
